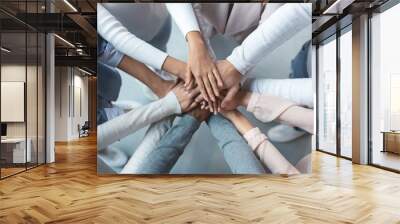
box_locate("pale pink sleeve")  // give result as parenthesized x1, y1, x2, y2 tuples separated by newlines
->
(243, 128, 299, 175)
(247, 93, 314, 134)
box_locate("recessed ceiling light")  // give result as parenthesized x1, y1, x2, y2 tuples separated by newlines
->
(1, 47, 11, 53)
(323, 0, 354, 15)
(78, 67, 92, 76)
(63, 0, 78, 12)
(54, 34, 75, 48)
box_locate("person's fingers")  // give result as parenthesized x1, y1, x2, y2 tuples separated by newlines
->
(221, 85, 240, 109)
(189, 79, 196, 90)
(188, 101, 198, 111)
(201, 101, 206, 110)
(217, 98, 221, 112)
(213, 100, 218, 114)
(184, 68, 193, 89)
(208, 73, 220, 98)
(207, 98, 214, 113)
(209, 100, 215, 114)
(202, 76, 215, 102)
(188, 87, 201, 98)
(216, 98, 221, 113)
(195, 76, 209, 102)
(195, 94, 203, 103)
(212, 67, 224, 88)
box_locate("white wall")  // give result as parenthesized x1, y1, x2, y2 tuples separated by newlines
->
(54, 67, 89, 141)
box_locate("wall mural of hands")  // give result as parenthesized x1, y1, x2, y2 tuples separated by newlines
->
(97, 2, 312, 175)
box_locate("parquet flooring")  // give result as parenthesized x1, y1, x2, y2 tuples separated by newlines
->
(1, 135, 400, 223)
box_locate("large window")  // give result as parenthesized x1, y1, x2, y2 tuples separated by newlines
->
(316, 25, 353, 159)
(317, 36, 337, 154)
(370, 2, 400, 171)
(339, 27, 352, 158)
(0, 1, 47, 179)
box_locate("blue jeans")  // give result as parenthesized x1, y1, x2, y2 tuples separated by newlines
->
(207, 115, 266, 174)
(97, 62, 122, 125)
(135, 115, 200, 174)
(290, 40, 311, 79)
(135, 114, 265, 174)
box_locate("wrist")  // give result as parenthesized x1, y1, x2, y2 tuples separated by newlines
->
(162, 56, 186, 78)
(224, 59, 242, 76)
(153, 80, 169, 98)
(238, 91, 252, 108)
(186, 31, 204, 45)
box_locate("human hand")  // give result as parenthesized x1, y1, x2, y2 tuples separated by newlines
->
(186, 31, 223, 109)
(215, 60, 242, 110)
(172, 82, 201, 113)
(219, 90, 252, 111)
(188, 106, 210, 122)
(162, 56, 192, 87)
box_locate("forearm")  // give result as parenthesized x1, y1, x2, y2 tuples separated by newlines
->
(227, 4, 310, 75)
(118, 55, 170, 98)
(98, 93, 181, 149)
(134, 114, 201, 174)
(246, 93, 313, 133)
(245, 78, 314, 108)
(225, 112, 254, 135)
(243, 128, 299, 175)
(97, 4, 167, 70)
(165, 3, 200, 39)
(278, 106, 314, 134)
(161, 56, 187, 80)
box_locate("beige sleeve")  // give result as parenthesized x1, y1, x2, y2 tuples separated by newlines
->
(243, 128, 299, 175)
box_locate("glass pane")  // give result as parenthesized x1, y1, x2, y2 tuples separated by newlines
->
(27, 31, 38, 169)
(340, 29, 352, 158)
(1, 30, 27, 177)
(26, 0, 39, 169)
(38, 32, 45, 165)
(371, 3, 400, 171)
(318, 36, 337, 154)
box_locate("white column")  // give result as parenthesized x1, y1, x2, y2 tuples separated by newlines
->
(46, 32, 55, 163)
(352, 14, 369, 164)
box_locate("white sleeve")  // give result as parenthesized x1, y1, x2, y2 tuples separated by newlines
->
(226, 3, 311, 75)
(97, 4, 168, 70)
(98, 92, 181, 149)
(165, 3, 200, 39)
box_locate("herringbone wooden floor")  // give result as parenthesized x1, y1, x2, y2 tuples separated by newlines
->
(1, 135, 400, 224)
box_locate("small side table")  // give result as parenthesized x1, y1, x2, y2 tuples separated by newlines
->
(381, 131, 400, 155)
(1, 138, 32, 164)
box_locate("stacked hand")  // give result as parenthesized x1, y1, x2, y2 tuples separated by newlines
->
(183, 32, 243, 114)
(164, 32, 244, 115)
(171, 81, 201, 113)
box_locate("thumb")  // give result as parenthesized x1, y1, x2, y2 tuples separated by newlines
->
(184, 68, 193, 89)
(221, 85, 240, 109)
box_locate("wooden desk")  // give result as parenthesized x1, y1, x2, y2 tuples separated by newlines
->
(1, 138, 31, 164)
(381, 131, 400, 154)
